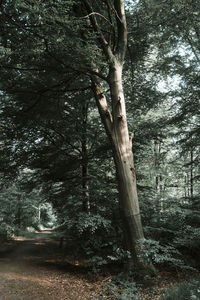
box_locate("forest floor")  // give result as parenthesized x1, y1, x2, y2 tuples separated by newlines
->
(0, 231, 197, 300)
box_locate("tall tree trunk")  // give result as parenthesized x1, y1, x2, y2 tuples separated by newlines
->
(187, 173, 190, 197)
(17, 194, 22, 229)
(154, 140, 161, 192)
(92, 60, 145, 270)
(38, 204, 41, 223)
(190, 149, 194, 199)
(85, 0, 151, 272)
(184, 175, 187, 198)
(110, 60, 144, 269)
(154, 140, 164, 211)
(81, 100, 90, 213)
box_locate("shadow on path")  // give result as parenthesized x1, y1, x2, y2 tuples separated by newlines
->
(0, 231, 100, 300)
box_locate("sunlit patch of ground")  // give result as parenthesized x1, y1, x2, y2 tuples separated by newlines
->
(15, 237, 35, 241)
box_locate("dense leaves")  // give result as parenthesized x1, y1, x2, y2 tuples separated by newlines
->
(0, 0, 199, 281)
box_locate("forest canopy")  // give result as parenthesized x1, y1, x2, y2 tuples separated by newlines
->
(0, 0, 199, 279)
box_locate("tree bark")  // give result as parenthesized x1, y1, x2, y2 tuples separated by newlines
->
(81, 100, 90, 213)
(190, 149, 194, 199)
(92, 59, 145, 270)
(109, 59, 145, 269)
(86, 0, 150, 272)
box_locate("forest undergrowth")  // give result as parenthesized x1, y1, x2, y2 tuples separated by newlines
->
(0, 231, 199, 300)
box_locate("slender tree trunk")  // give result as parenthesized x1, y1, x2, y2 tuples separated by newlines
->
(190, 149, 194, 199)
(81, 100, 90, 213)
(17, 194, 22, 229)
(184, 175, 187, 198)
(154, 140, 162, 192)
(188, 175, 190, 197)
(38, 204, 41, 223)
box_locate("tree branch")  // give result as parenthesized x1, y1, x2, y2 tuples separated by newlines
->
(91, 77, 113, 137)
(80, 12, 113, 28)
(82, 0, 115, 63)
(113, 0, 127, 62)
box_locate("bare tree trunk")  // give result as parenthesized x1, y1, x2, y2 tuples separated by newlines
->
(84, 0, 153, 272)
(109, 60, 145, 269)
(81, 100, 90, 213)
(17, 194, 22, 229)
(92, 60, 145, 270)
(184, 175, 187, 198)
(190, 149, 194, 199)
(38, 204, 41, 222)
(187, 173, 190, 197)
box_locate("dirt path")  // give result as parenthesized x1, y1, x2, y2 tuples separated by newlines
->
(0, 232, 197, 300)
(0, 232, 101, 300)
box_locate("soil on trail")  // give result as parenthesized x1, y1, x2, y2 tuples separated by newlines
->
(0, 231, 101, 300)
(0, 232, 197, 300)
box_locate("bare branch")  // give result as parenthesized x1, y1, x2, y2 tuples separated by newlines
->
(82, 0, 115, 62)
(113, 0, 127, 62)
(91, 77, 113, 136)
(80, 12, 113, 28)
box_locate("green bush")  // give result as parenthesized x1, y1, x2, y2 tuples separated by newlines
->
(57, 210, 127, 269)
(0, 223, 14, 241)
(95, 273, 143, 300)
(15, 228, 37, 238)
(138, 239, 186, 270)
(143, 199, 200, 270)
(162, 277, 200, 300)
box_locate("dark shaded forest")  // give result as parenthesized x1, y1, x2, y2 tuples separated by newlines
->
(0, 0, 199, 299)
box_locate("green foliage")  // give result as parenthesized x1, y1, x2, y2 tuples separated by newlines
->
(142, 198, 200, 270)
(162, 277, 200, 300)
(95, 273, 142, 300)
(56, 208, 126, 269)
(0, 223, 14, 241)
(0, 182, 56, 238)
(139, 239, 186, 269)
(15, 227, 36, 239)
(0, 0, 199, 275)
